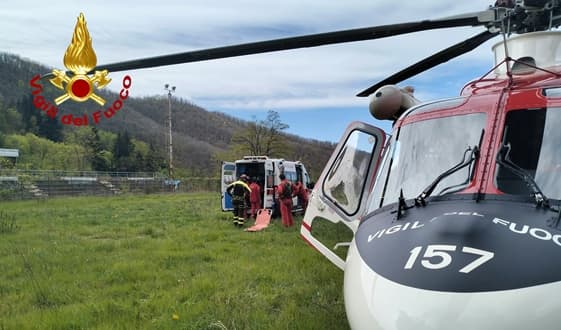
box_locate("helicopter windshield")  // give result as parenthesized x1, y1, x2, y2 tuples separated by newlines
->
(496, 107, 561, 200)
(369, 112, 486, 209)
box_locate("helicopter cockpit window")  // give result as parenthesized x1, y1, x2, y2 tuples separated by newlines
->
(369, 112, 486, 209)
(403, 97, 467, 116)
(542, 87, 561, 97)
(322, 129, 376, 216)
(496, 107, 561, 200)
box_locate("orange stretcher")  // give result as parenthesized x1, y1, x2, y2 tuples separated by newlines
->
(245, 209, 272, 232)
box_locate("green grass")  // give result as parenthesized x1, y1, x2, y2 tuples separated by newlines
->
(0, 193, 348, 329)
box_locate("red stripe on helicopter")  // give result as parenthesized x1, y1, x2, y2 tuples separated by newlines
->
(300, 234, 320, 253)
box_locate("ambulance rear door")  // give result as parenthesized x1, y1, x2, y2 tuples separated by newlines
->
(264, 160, 275, 209)
(221, 161, 235, 211)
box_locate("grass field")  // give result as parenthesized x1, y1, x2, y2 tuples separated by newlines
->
(0, 193, 349, 329)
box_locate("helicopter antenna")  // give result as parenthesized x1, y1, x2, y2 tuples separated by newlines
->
(500, 13, 514, 85)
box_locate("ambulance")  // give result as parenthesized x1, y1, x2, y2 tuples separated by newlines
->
(221, 156, 312, 216)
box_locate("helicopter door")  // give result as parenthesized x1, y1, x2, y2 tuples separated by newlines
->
(301, 121, 385, 270)
(221, 162, 236, 211)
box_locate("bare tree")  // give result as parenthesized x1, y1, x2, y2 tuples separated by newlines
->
(231, 110, 289, 157)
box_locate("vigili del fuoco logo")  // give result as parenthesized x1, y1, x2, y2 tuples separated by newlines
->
(29, 13, 132, 126)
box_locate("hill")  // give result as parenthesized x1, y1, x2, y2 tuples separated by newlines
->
(0, 53, 335, 178)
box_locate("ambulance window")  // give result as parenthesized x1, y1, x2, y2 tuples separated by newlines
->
(285, 171, 297, 182)
(267, 171, 274, 187)
(223, 164, 235, 184)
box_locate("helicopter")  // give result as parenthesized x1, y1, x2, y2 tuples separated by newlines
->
(44, 1, 561, 328)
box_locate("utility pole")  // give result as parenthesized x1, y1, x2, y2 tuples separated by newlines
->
(164, 84, 176, 179)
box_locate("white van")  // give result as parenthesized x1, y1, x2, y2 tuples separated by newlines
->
(221, 156, 312, 216)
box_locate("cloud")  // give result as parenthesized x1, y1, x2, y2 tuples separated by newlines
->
(1, 0, 504, 141)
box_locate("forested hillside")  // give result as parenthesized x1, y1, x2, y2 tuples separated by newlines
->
(0, 53, 335, 178)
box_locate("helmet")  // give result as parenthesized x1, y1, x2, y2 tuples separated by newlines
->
(240, 174, 249, 182)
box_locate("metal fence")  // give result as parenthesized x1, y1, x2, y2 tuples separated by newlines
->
(175, 177, 221, 192)
(0, 170, 221, 201)
(0, 169, 162, 179)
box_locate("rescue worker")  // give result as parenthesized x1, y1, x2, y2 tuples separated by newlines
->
(277, 174, 295, 227)
(249, 177, 262, 219)
(226, 174, 251, 227)
(294, 180, 308, 213)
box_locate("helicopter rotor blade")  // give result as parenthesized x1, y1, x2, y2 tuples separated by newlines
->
(356, 30, 499, 97)
(93, 14, 492, 73)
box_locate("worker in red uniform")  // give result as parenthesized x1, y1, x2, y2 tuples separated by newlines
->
(226, 174, 251, 227)
(277, 174, 295, 227)
(249, 177, 262, 218)
(294, 180, 309, 212)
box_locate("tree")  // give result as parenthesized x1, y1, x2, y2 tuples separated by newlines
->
(3, 133, 87, 170)
(113, 131, 135, 171)
(87, 127, 111, 171)
(142, 143, 165, 172)
(231, 110, 289, 157)
(37, 115, 63, 142)
(114, 131, 133, 158)
(16, 95, 63, 142)
(0, 102, 23, 135)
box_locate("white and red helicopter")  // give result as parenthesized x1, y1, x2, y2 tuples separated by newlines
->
(45, 1, 561, 328)
(301, 1, 561, 329)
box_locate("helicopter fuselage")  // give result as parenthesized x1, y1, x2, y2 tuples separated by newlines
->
(302, 31, 561, 329)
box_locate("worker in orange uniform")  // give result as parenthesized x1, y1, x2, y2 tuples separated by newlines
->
(277, 174, 295, 227)
(249, 177, 262, 218)
(226, 174, 251, 228)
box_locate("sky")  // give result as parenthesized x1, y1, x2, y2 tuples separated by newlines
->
(1, 0, 501, 142)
